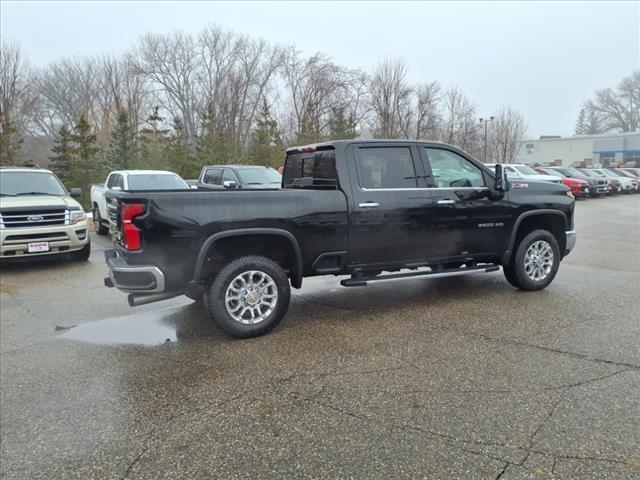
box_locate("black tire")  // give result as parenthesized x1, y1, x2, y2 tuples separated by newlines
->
(93, 205, 109, 235)
(206, 256, 291, 338)
(502, 229, 560, 291)
(70, 241, 91, 262)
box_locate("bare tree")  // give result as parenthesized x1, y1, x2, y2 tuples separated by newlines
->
(440, 86, 478, 152)
(282, 49, 365, 143)
(0, 41, 34, 133)
(489, 106, 527, 163)
(414, 81, 441, 140)
(583, 71, 640, 133)
(133, 31, 201, 148)
(367, 56, 413, 139)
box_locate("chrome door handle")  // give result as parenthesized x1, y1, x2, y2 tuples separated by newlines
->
(437, 199, 456, 205)
(358, 202, 380, 208)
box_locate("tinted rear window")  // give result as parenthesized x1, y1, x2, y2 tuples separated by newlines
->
(283, 150, 338, 188)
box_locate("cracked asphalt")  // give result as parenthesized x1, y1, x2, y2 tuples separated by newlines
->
(1, 195, 639, 480)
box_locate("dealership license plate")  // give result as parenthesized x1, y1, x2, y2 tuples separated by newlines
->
(27, 242, 50, 253)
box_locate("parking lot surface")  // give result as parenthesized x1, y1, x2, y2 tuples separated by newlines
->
(1, 195, 639, 479)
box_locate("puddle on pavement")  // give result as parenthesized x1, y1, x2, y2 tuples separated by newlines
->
(58, 310, 178, 346)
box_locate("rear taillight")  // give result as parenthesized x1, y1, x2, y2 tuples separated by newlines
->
(121, 203, 145, 251)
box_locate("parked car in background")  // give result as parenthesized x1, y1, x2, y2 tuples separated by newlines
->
(546, 167, 609, 197)
(0, 166, 90, 261)
(621, 167, 640, 177)
(91, 170, 190, 235)
(197, 165, 282, 190)
(535, 167, 590, 198)
(608, 168, 640, 193)
(579, 169, 622, 195)
(485, 163, 562, 184)
(589, 168, 636, 194)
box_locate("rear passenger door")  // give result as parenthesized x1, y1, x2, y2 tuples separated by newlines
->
(347, 144, 432, 268)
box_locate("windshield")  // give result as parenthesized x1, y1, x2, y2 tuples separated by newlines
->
(540, 168, 564, 178)
(0, 171, 68, 196)
(564, 167, 584, 177)
(127, 174, 189, 190)
(514, 165, 539, 175)
(238, 168, 282, 185)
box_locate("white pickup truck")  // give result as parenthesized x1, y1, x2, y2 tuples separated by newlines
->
(90, 170, 190, 235)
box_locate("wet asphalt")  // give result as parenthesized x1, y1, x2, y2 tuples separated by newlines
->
(1, 195, 639, 480)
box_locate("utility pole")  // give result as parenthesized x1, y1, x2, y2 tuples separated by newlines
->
(479, 116, 494, 163)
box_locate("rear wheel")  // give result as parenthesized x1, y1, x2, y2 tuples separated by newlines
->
(93, 206, 109, 235)
(503, 229, 560, 291)
(206, 256, 291, 338)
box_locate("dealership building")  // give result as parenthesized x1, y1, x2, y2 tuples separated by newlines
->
(514, 132, 640, 167)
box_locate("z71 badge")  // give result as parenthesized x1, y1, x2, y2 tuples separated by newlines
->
(478, 222, 504, 228)
(511, 182, 529, 189)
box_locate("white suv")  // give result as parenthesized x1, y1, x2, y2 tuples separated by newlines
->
(485, 163, 563, 184)
(0, 167, 90, 261)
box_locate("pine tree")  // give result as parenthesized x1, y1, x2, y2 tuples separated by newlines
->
(196, 104, 234, 165)
(163, 118, 199, 179)
(107, 109, 137, 170)
(49, 125, 75, 184)
(296, 103, 319, 145)
(71, 114, 102, 209)
(574, 108, 588, 135)
(138, 107, 170, 169)
(0, 112, 23, 166)
(248, 99, 285, 167)
(328, 107, 357, 140)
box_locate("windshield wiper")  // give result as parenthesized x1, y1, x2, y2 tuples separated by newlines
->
(0, 193, 16, 197)
(14, 192, 60, 196)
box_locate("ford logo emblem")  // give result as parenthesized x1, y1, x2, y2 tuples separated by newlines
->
(27, 215, 44, 222)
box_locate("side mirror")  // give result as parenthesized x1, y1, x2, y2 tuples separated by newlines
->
(223, 180, 238, 189)
(70, 187, 82, 198)
(494, 165, 511, 192)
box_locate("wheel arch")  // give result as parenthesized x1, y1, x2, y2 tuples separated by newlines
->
(502, 210, 568, 265)
(192, 228, 304, 288)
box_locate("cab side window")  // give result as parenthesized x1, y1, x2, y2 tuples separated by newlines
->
(424, 148, 485, 188)
(106, 174, 118, 188)
(114, 175, 124, 189)
(355, 147, 418, 189)
(222, 169, 238, 184)
(203, 168, 222, 185)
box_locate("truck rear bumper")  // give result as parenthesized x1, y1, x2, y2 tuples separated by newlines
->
(104, 248, 165, 293)
(565, 230, 577, 256)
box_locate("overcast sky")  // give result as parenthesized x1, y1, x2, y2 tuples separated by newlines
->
(2, 1, 638, 138)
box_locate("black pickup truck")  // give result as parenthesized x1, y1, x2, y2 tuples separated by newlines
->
(104, 140, 576, 338)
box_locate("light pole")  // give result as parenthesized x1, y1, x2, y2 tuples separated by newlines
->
(479, 116, 494, 163)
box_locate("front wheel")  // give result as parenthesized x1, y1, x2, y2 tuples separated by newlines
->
(93, 206, 109, 235)
(206, 256, 291, 338)
(503, 229, 560, 291)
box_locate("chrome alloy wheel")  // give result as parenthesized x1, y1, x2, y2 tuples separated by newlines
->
(225, 270, 278, 324)
(524, 240, 554, 281)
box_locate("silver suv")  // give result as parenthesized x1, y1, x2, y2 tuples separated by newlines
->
(0, 167, 90, 261)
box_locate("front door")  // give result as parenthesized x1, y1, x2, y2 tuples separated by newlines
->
(420, 147, 512, 260)
(347, 144, 432, 268)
